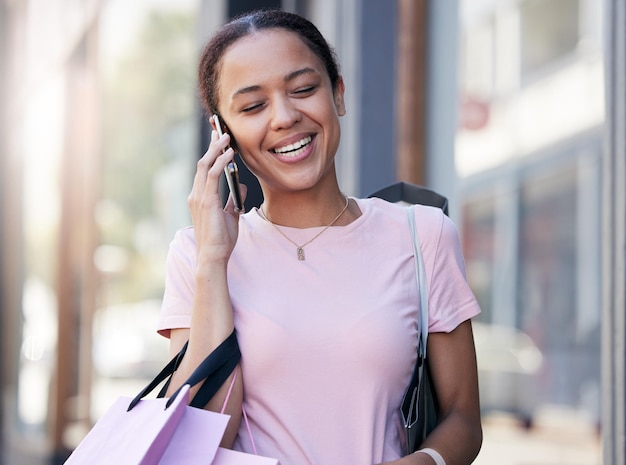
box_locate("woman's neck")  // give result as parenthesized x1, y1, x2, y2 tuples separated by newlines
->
(260, 187, 350, 228)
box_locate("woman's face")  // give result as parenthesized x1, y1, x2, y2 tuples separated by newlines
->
(215, 29, 345, 195)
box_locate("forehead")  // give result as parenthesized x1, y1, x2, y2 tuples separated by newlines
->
(217, 29, 326, 92)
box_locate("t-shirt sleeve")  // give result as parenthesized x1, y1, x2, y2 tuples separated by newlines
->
(157, 227, 197, 338)
(417, 207, 481, 333)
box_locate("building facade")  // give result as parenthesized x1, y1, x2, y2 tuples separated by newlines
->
(2, 0, 624, 464)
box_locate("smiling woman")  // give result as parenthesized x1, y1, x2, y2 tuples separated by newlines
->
(211, 29, 345, 201)
(157, 9, 482, 465)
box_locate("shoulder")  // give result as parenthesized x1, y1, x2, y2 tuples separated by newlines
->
(405, 202, 451, 248)
(354, 196, 451, 242)
(166, 226, 197, 263)
(170, 225, 196, 247)
(361, 196, 446, 222)
(354, 196, 413, 223)
(405, 203, 467, 277)
(408, 202, 458, 245)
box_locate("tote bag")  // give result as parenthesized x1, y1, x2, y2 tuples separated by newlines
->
(65, 331, 278, 464)
(401, 206, 440, 454)
(64, 385, 229, 465)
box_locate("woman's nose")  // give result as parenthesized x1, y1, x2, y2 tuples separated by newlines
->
(269, 97, 301, 130)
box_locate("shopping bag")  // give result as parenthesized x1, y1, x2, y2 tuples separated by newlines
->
(65, 330, 279, 464)
(213, 448, 279, 465)
(65, 332, 239, 465)
(65, 385, 227, 465)
(158, 390, 229, 464)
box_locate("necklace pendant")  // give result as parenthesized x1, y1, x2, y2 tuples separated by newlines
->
(260, 196, 349, 261)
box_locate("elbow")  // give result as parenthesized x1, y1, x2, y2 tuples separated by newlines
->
(471, 421, 483, 460)
(464, 414, 483, 462)
(452, 407, 483, 462)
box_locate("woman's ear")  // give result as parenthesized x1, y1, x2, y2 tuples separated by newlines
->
(224, 125, 240, 153)
(333, 76, 346, 116)
(217, 115, 240, 152)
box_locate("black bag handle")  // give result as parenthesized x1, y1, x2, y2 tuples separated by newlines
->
(127, 329, 240, 411)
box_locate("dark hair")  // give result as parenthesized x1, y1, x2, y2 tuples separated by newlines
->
(198, 9, 341, 117)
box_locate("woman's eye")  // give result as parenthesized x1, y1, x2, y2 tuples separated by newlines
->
(242, 103, 263, 113)
(293, 85, 316, 95)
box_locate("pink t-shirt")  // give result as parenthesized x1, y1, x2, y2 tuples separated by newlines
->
(158, 197, 480, 465)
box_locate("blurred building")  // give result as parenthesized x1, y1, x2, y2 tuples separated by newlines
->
(1, 1, 103, 464)
(457, 0, 604, 429)
(1, 0, 624, 464)
(600, 1, 626, 463)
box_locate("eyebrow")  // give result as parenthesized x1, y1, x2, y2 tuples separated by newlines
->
(231, 67, 320, 98)
(285, 67, 318, 82)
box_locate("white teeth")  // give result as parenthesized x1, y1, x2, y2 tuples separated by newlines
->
(274, 136, 312, 155)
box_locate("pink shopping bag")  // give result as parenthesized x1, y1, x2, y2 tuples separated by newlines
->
(64, 385, 228, 465)
(157, 395, 229, 464)
(213, 448, 279, 465)
(65, 384, 279, 464)
(64, 386, 188, 464)
(157, 393, 280, 464)
(65, 331, 279, 464)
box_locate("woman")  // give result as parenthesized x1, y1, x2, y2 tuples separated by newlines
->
(158, 9, 482, 465)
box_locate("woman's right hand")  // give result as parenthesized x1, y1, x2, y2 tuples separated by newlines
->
(168, 130, 246, 438)
(187, 130, 246, 266)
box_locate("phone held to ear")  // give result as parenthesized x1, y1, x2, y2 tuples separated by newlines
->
(212, 114, 243, 212)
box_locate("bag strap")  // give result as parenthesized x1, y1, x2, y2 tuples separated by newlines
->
(408, 206, 429, 359)
(128, 341, 190, 407)
(220, 367, 259, 455)
(127, 329, 240, 411)
(184, 338, 240, 409)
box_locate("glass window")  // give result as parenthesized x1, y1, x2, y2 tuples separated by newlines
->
(462, 195, 496, 323)
(518, 163, 581, 408)
(461, 19, 495, 98)
(520, 0, 580, 77)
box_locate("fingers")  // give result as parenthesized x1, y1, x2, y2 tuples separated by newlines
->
(199, 130, 232, 171)
(187, 131, 234, 208)
(191, 130, 233, 192)
(224, 183, 248, 214)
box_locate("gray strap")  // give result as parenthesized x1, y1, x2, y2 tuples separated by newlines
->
(408, 206, 429, 358)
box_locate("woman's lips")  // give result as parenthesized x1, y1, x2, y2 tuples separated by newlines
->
(271, 136, 313, 157)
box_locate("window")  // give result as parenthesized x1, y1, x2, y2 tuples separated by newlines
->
(462, 195, 496, 323)
(461, 19, 495, 98)
(521, 0, 580, 77)
(517, 161, 600, 411)
(518, 164, 578, 349)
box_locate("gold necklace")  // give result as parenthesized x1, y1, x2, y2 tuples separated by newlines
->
(259, 196, 350, 261)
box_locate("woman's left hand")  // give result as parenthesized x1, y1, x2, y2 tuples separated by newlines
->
(378, 320, 482, 465)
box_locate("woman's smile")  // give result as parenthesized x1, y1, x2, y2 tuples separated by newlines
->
(269, 135, 316, 164)
(271, 135, 313, 156)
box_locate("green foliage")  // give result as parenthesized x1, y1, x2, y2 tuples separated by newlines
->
(101, 9, 196, 302)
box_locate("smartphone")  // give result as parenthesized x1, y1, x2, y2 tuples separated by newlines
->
(212, 114, 243, 212)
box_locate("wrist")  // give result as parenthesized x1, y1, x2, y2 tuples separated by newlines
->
(195, 255, 229, 279)
(415, 448, 446, 465)
(195, 241, 234, 268)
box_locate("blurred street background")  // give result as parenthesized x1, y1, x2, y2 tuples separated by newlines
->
(1, 0, 623, 464)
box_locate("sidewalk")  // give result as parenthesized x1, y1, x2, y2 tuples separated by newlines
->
(475, 410, 601, 465)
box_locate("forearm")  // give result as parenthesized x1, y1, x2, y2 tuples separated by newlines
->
(380, 418, 482, 465)
(396, 409, 482, 465)
(427, 409, 482, 464)
(399, 323, 482, 465)
(188, 261, 236, 351)
(166, 260, 243, 444)
(167, 260, 233, 383)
